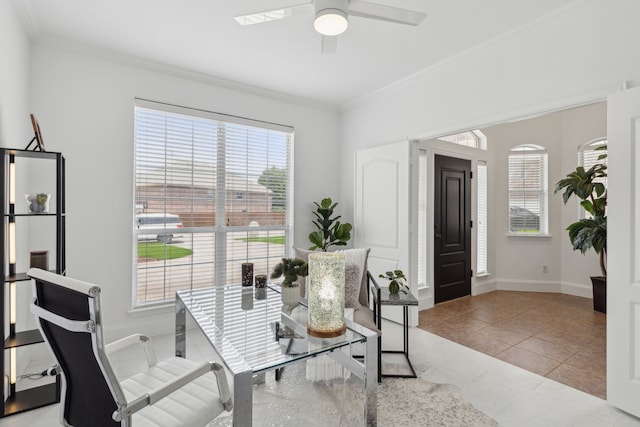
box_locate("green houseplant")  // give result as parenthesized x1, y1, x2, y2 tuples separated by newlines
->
(308, 198, 352, 251)
(378, 270, 409, 295)
(554, 146, 607, 312)
(271, 258, 308, 306)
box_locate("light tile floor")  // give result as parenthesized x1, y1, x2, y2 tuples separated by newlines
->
(1, 320, 639, 426)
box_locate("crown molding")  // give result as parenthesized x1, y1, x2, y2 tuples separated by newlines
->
(33, 35, 340, 114)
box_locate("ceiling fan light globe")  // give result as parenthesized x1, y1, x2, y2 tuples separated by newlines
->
(314, 9, 348, 36)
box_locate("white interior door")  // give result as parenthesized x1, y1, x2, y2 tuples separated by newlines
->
(607, 86, 640, 417)
(354, 141, 414, 325)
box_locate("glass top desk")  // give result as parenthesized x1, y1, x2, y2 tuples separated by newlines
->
(175, 285, 378, 426)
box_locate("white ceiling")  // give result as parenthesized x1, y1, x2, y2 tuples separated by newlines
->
(17, 0, 583, 106)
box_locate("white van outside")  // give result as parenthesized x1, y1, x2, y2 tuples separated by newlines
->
(136, 213, 183, 243)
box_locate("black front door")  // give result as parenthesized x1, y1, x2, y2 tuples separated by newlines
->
(434, 155, 471, 304)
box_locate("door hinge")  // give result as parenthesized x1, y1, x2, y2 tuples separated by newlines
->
(470, 270, 473, 278)
(470, 171, 473, 179)
(470, 220, 473, 228)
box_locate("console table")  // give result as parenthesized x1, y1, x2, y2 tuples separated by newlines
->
(371, 287, 418, 382)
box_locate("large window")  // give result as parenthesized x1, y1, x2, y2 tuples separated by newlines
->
(134, 100, 293, 306)
(477, 161, 488, 274)
(578, 138, 607, 218)
(508, 144, 548, 234)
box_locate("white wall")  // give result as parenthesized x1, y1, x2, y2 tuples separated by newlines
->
(0, 0, 41, 380)
(29, 43, 340, 339)
(0, 2, 30, 149)
(340, 0, 638, 296)
(484, 102, 605, 295)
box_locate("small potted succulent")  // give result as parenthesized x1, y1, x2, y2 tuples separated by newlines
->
(271, 258, 308, 306)
(25, 193, 51, 213)
(378, 270, 409, 295)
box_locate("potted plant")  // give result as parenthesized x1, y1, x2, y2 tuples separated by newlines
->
(554, 146, 607, 312)
(270, 258, 308, 306)
(308, 198, 352, 251)
(378, 270, 409, 295)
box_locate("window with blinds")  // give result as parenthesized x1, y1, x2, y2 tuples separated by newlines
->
(417, 150, 427, 288)
(508, 144, 548, 234)
(134, 100, 293, 306)
(477, 161, 488, 274)
(578, 138, 607, 218)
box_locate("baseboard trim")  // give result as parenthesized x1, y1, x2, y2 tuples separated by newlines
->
(494, 278, 593, 299)
(561, 281, 593, 298)
(474, 280, 496, 295)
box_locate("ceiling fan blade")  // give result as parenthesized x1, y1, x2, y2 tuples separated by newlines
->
(348, 0, 426, 26)
(234, 1, 311, 26)
(321, 35, 338, 54)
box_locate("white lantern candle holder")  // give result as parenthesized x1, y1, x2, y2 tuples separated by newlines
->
(307, 252, 346, 338)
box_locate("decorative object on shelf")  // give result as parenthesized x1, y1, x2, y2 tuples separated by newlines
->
(242, 262, 254, 286)
(30, 251, 49, 270)
(270, 258, 308, 307)
(255, 274, 267, 300)
(378, 269, 409, 295)
(25, 193, 51, 213)
(308, 197, 352, 251)
(554, 144, 607, 313)
(255, 274, 267, 288)
(307, 252, 346, 337)
(26, 114, 46, 151)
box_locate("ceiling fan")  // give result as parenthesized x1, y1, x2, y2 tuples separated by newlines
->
(234, 0, 427, 54)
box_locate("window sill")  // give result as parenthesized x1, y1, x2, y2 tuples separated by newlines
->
(476, 272, 491, 278)
(506, 233, 552, 238)
(128, 302, 175, 318)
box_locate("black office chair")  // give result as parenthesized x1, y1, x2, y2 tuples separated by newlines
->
(28, 268, 232, 427)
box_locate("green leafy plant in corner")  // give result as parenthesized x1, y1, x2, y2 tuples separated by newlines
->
(270, 258, 308, 287)
(308, 198, 352, 251)
(378, 270, 409, 295)
(554, 145, 607, 277)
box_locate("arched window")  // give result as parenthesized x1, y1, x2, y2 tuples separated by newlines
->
(508, 144, 548, 234)
(439, 130, 487, 150)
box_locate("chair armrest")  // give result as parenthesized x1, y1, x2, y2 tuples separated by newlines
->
(366, 271, 382, 305)
(106, 334, 157, 367)
(112, 361, 232, 421)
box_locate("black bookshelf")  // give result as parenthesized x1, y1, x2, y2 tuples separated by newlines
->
(0, 148, 64, 417)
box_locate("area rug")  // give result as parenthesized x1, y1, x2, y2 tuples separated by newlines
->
(210, 363, 498, 426)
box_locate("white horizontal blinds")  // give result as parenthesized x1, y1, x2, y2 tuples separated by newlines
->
(508, 145, 548, 234)
(417, 150, 427, 288)
(134, 101, 292, 306)
(477, 161, 487, 274)
(223, 122, 290, 286)
(579, 138, 607, 218)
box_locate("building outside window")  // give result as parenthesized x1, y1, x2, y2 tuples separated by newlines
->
(134, 100, 293, 306)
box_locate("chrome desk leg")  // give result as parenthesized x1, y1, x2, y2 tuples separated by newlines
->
(365, 333, 378, 426)
(175, 296, 186, 358)
(234, 369, 253, 426)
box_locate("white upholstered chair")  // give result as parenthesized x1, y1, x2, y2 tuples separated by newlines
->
(28, 268, 232, 427)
